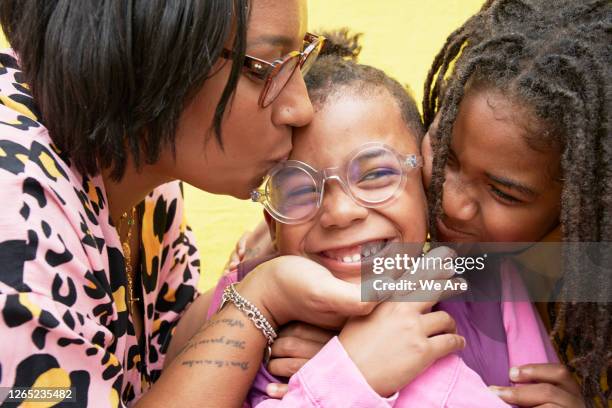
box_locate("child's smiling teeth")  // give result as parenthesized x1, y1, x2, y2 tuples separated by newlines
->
(321, 239, 388, 264)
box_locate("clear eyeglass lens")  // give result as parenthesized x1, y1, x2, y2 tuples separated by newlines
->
(268, 166, 319, 220)
(347, 147, 403, 204)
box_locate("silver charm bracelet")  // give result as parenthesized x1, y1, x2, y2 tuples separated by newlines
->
(220, 283, 278, 361)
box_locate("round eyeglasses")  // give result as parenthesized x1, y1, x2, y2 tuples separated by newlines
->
(251, 142, 424, 224)
(222, 33, 325, 108)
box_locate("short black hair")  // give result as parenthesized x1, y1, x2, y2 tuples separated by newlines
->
(305, 29, 424, 141)
(0, 0, 249, 180)
(423, 0, 611, 404)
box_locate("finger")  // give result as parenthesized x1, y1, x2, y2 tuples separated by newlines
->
(271, 337, 327, 359)
(392, 278, 467, 307)
(229, 252, 241, 264)
(420, 311, 457, 336)
(412, 246, 457, 281)
(222, 260, 239, 276)
(534, 404, 564, 408)
(489, 384, 584, 408)
(291, 309, 347, 330)
(362, 275, 400, 302)
(267, 357, 309, 377)
(266, 383, 289, 399)
(315, 278, 379, 317)
(237, 233, 248, 258)
(311, 310, 349, 331)
(222, 260, 236, 275)
(277, 322, 337, 343)
(387, 292, 437, 310)
(384, 277, 447, 304)
(252, 219, 269, 240)
(437, 278, 468, 301)
(385, 248, 461, 302)
(426, 333, 466, 361)
(509, 364, 582, 396)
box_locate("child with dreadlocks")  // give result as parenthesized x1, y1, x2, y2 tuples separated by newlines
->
(422, 0, 611, 406)
(207, 30, 560, 407)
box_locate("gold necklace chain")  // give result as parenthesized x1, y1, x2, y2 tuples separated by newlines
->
(118, 207, 140, 315)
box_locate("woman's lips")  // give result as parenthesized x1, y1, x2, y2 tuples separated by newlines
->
(436, 217, 474, 240)
(271, 148, 292, 163)
(274, 154, 290, 163)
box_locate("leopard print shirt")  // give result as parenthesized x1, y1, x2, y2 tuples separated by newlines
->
(0, 50, 200, 407)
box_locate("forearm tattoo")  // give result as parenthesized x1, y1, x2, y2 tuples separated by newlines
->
(177, 317, 252, 370)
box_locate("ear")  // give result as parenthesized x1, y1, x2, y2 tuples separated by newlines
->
(263, 210, 278, 250)
(421, 131, 433, 190)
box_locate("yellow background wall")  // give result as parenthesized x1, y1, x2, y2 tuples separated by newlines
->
(0, 1, 485, 290)
(190, 0, 484, 290)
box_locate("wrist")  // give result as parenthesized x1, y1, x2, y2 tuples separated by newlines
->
(338, 331, 394, 397)
(235, 275, 280, 330)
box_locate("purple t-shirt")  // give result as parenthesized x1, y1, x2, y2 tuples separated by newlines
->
(434, 264, 511, 388)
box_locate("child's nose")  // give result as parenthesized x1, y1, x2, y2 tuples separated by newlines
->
(319, 182, 368, 229)
(442, 174, 479, 221)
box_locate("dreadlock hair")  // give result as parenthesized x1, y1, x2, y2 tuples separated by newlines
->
(0, 0, 249, 181)
(305, 28, 424, 140)
(422, 0, 611, 404)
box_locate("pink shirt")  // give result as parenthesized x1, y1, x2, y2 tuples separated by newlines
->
(208, 258, 557, 407)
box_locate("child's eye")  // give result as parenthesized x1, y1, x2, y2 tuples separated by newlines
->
(489, 185, 522, 204)
(286, 185, 317, 199)
(357, 168, 400, 189)
(281, 186, 317, 209)
(361, 168, 398, 181)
